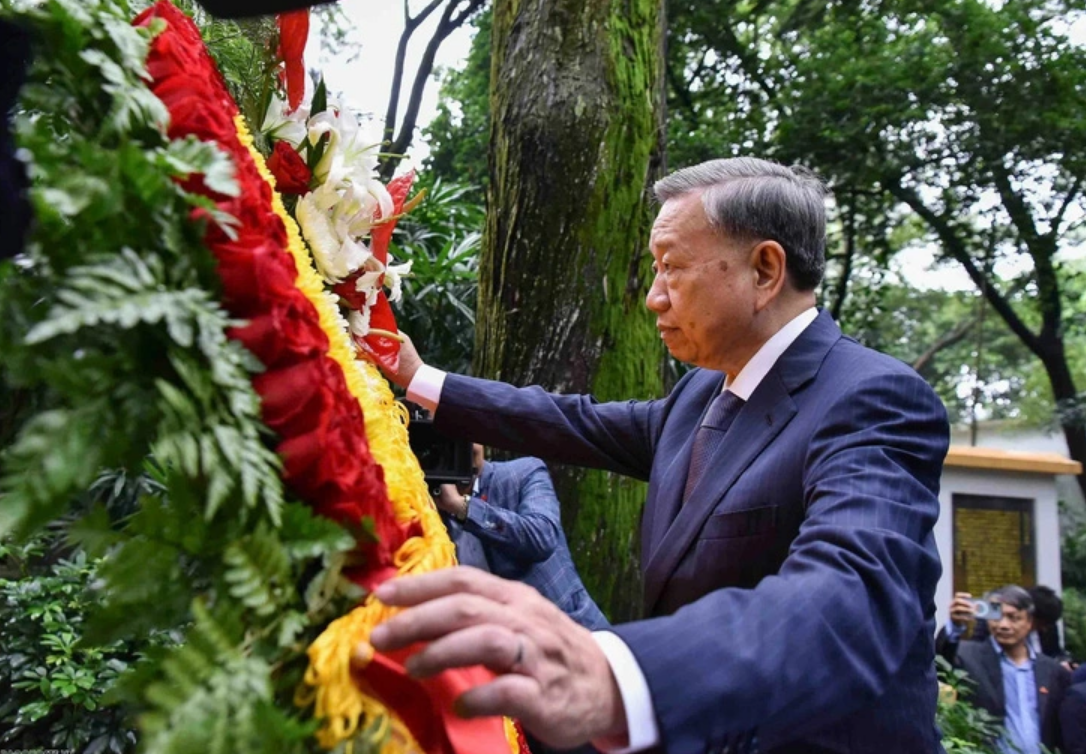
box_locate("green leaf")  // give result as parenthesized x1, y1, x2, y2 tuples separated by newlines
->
(222, 524, 291, 616)
(0, 408, 105, 540)
(161, 137, 240, 198)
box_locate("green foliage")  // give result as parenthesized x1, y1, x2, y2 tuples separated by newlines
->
(424, 11, 491, 198)
(1064, 586, 1086, 663)
(0, 530, 174, 751)
(935, 657, 1001, 754)
(392, 174, 485, 375)
(0, 1, 362, 750)
(664, 0, 1086, 487)
(172, 0, 279, 136)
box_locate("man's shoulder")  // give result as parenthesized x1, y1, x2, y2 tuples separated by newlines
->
(956, 638, 996, 665)
(826, 333, 927, 383)
(487, 457, 548, 479)
(1035, 652, 1072, 683)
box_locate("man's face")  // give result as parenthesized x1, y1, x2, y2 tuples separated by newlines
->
(646, 191, 758, 374)
(989, 601, 1033, 651)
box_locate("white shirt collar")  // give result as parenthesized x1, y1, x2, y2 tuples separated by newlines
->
(726, 307, 818, 400)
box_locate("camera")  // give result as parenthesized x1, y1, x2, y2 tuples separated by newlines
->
(400, 400, 474, 494)
(972, 599, 1003, 621)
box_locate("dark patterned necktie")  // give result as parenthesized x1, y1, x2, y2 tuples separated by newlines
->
(683, 390, 745, 502)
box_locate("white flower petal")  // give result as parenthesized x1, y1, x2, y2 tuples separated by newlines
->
(347, 308, 371, 338)
(384, 260, 413, 303)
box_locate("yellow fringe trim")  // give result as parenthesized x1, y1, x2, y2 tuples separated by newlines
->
(234, 117, 517, 754)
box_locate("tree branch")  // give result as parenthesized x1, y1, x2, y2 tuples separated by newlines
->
(990, 161, 1064, 344)
(382, 0, 486, 179)
(666, 58, 699, 126)
(829, 192, 856, 320)
(911, 316, 977, 375)
(886, 179, 1042, 357)
(382, 0, 446, 146)
(1051, 173, 1083, 238)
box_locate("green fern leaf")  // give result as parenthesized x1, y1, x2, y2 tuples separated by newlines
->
(222, 525, 290, 616)
(0, 408, 105, 540)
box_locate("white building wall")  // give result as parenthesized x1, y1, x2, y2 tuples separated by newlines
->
(934, 466, 1063, 630)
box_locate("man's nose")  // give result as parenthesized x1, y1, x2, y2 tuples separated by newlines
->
(645, 274, 668, 312)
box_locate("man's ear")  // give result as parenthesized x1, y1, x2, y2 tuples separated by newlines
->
(750, 240, 788, 311)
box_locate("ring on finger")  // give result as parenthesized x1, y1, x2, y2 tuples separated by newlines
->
(510, 635, 525, 672)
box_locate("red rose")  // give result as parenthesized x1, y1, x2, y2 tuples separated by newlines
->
(277, 392, 387, 512)
(267, 141, 312, 195)
(255, 357, 339, 438)
(230, 293, 327, 368)
(216, 240, 299, 314)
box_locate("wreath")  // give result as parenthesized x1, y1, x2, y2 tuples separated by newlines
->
(0, 1, 526, 752)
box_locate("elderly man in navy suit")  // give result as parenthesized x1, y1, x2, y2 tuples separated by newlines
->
(434, 444, 608, 631)
(362, 157, 949, 754)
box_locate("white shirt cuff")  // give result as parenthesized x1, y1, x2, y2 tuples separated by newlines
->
(405, 364, 447, 414)
(590, 631, 660, 753)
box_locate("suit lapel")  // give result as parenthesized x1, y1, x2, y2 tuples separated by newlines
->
(641, 375, 725, 563)
(641, 310, 842, 614)
(642, 373, 796, 613)
(981, 643, 1005, 712)
(1035, 656, 1052, 723)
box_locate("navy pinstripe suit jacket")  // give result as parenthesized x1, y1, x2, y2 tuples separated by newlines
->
(446, 457, 609, 630)
(433, 310, 949, 754)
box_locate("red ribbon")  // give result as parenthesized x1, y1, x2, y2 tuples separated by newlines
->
(277, 10, 309, 112)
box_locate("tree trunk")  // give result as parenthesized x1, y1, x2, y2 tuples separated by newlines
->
(476, 0, 667, 622)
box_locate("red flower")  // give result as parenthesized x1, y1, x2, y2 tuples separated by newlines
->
(267, 141, 312, 195)
(354, 292, 401, 373)
(229, 292, 327, 369)
(135, 0, 396, 556)
(370, 170, 415, 264)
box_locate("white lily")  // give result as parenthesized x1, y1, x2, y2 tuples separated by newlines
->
(383, 260, 413, 303)
(296, 189, 374, 282)
(307, 106, 394, 218)
(260, 93, 309, 147)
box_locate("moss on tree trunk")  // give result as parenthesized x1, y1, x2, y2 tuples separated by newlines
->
(476, 0, 666, 622)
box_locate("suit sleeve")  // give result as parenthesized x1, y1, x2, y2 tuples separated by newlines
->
(464, 462, 560, 563)
(613, 371, 948, 753)
(433, 373, 680, 481)
(935, 625, 961, 664)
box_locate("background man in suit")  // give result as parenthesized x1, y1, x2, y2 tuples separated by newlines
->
(937, 585, 1070, 753)
(951, 585, 1071, 664)
(435, 444, 608, 630)
(1062, 664, 1086, 754)
(362, 157, 950, 753)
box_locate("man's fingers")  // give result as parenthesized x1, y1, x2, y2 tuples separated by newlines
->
(405, 624, 525, 678)
(375, 566, 528, 608)
(453, 674, 541, 722)
(371, 591, 516, 652)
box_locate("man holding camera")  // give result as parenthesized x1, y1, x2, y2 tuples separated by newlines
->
(432, 444, 608, 631)
(937, 586, 1071, 753)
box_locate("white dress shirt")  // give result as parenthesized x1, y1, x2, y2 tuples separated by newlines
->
(407, 307, 819, 751)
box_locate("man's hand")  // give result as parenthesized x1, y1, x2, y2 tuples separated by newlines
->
(949, 592, 976, 628)
(360, 567, 627, 749)
(434, 484, 467, 518)
(368, 332, 425, 389)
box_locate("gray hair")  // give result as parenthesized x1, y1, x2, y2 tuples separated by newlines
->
(990, 585, 1035, 616)
(654, 157, 828, 290)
